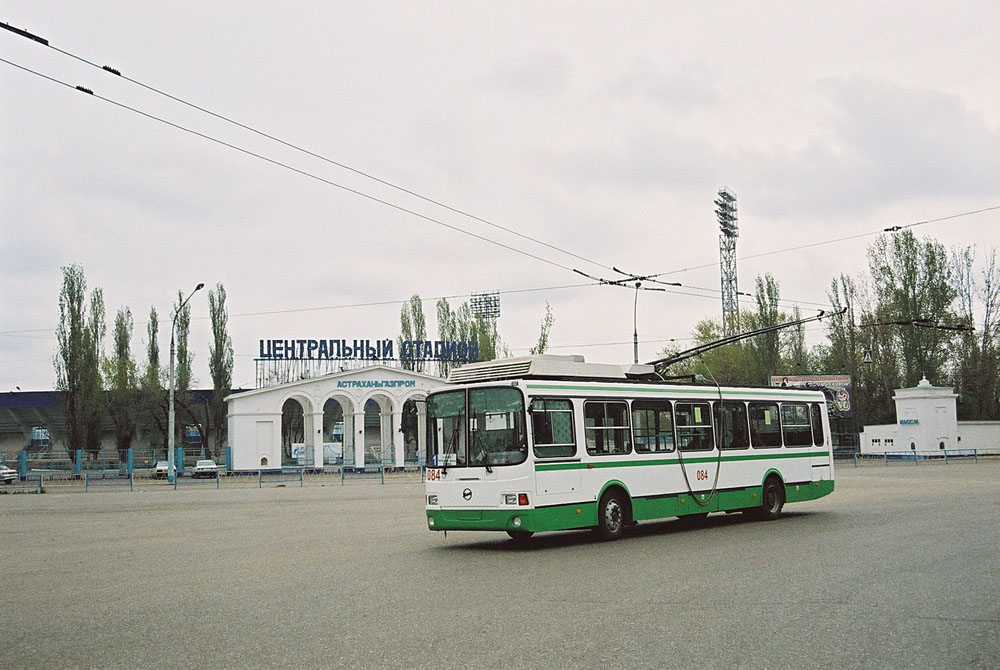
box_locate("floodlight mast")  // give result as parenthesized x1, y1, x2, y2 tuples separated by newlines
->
(716, 187, 740, 336)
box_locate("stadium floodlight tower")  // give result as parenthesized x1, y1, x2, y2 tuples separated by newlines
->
(470, 291, 501, 320)
(715, 187, 740, 336)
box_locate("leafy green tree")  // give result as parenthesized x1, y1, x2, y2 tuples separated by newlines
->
(172, 290, 197, 451)
(55, 265, 93, 458)
(435, 298, 456, 377)
(82, 287, 106, 458)
(54, 265, 106, 460)
(663, 318, 753, 385)
(104, 307, 138, 462)
(208, 283, 234, 455)
(433, 297, 508, 376)
(398, 294, 427, 372)
(139, 306, 167, 457)
(529, 302, 555, 355)
(868, 231, 957, 387)
(742, 274, 785, 384)
(952, 247, 1000, 420)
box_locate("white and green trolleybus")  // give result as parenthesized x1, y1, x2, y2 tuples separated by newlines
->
(424, 355, 834, 541)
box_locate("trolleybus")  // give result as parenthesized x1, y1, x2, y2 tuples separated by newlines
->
(424, 355, 834, 541)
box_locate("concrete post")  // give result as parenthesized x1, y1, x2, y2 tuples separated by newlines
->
(354, 411, 366, 470)
(393, 410, 404, 468)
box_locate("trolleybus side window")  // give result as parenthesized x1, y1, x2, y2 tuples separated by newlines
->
(781, 402, 812, 447)
(530, 398, 576, 458)
(749, 401, 781, 448)
(675, 402, 714, 451)
(714, 401, 750, 450)
(810, 403, 826, 446)
(427, 390, 466, 466)
(584, 401, 632, 455)
(631, 400, 674, 453)
(469, 387, 527, 467)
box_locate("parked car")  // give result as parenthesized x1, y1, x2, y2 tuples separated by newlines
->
(191, 459, 219, 478)
(154, 461, 170, 478)
(0, 464, 17, 484)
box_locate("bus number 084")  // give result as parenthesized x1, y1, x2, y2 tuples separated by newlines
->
(696, 469, 709, 481)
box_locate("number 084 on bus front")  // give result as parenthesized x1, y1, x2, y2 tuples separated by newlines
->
(424, 355, 834, 542)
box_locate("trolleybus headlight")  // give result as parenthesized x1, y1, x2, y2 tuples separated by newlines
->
(427, 495, 438, 505)
(512, 516, 522, 528)
(428, 516, 435, 528)
(504, 494, 517, 505)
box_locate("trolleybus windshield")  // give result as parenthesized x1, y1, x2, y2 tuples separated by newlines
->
(426, 387, 527, 468)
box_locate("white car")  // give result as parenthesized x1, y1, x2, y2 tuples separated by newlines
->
(191, 459, 219, 478)
(0, 464, 17, 484)
(154, 461, 170, 478)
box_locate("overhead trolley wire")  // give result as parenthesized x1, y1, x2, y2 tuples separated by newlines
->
(13, 22, 993, 294)
(3, 24, 998, 329)
(1, 21, 617, 275)
(0, 56, 588, 277)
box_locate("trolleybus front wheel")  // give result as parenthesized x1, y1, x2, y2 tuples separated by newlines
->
(596, 489, 627, 541)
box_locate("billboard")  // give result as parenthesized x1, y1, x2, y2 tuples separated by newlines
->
(770, 374, 854, 418)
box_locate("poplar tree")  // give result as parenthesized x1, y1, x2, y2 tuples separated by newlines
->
(208, 283, 234, 454)
(172, 290, 195, 450)
(55, 265, 106, 460)
(397, 294, 426, 371)
(140, 306, 167, 456)
(104, 307, 138, 462)
(529, 302, 555, 355)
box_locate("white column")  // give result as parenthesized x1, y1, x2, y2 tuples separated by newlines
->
(310, 411, 324, 469)
(393, 410, 404, 468)
(354, 411, 366, 469)
(379, 408, 391, 466)
(417, 403, 428, 464)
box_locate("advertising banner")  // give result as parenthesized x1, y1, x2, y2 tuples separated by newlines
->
(770, 374, 854, 418)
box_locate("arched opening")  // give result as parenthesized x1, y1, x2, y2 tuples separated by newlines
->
(402, 398, 420, 464)
(323, 398, 346, 465)
(281, 398, 305, 466)
(364, 398, 385, 464)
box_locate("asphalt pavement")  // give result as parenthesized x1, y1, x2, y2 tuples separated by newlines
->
(1, 461, 998, 669)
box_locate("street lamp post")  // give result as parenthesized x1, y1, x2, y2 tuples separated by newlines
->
(633, 282, 641, 364)
(168, 283, 204, 483)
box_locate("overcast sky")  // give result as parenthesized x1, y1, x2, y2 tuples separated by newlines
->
(2, 1, 998, 391)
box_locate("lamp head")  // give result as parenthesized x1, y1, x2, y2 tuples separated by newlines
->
(195, 283, 205, 291)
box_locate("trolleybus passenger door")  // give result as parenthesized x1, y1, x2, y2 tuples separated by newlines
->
(809, 403, 832, 481)
(675, 402, 717, 494)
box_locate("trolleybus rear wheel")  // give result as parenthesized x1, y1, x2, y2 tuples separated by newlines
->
(597, 490, 627, 541)
(756, 476, 785, 521)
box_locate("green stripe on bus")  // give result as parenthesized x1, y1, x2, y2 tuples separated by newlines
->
(535, 450, 831, 471)
(426, 480, 834, 533)
(524, 383, 820, 400)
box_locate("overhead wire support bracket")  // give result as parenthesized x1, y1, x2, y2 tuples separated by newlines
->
(612, 266, 683, 289)
(573, 268, 666, 291)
